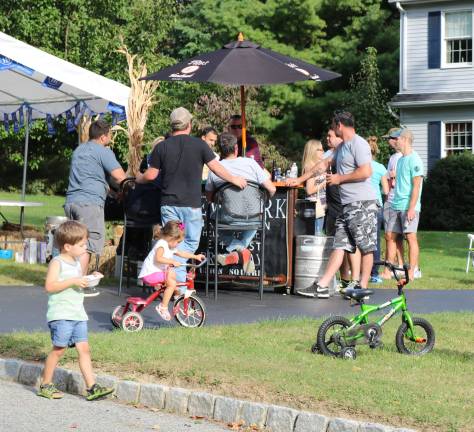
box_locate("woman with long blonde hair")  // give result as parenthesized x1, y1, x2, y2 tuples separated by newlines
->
(301, 139, 326, 234)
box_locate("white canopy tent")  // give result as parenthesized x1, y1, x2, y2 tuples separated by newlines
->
(0, 31, 130, 210)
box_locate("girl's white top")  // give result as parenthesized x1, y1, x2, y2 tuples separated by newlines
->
(138, 239, 176, 278)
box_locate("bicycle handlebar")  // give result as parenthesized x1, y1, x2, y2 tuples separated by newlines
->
(185, 257, 207, 268)
(374, 260, 410, 284)
(170, 257, 208, 269)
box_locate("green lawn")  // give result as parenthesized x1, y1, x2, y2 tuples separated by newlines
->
(369, 231, 473, 290)
(1, 313, 473, 431)
(0, 191, 65, 228)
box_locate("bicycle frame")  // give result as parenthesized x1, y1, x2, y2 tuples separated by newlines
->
(343, 289, 416, 345)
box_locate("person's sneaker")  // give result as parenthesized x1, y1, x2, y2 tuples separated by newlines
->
(336, 279, 350, 293)
(244, 253, 255, 274)
(370, 276, 383, 284)
(82, 286, 100, 297)
(297, 282, 327, 298)
(37, 383, 64, 399)
(340, 280, 361, 299)
(414, 267, 422, 279)
(86, 383, 114, 401)
(317, 287, 330, 299)
(217, 252, 239, 266)
(156, 303, 171, 321)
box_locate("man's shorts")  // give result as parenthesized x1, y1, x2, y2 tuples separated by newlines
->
(334, 200, 378, 254)
(385, 209, 420, 234)
(64, 203, 105, 254)
(48, 320, 88, 348)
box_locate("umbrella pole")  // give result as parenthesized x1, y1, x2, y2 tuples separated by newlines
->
(240, 85, 247, 156)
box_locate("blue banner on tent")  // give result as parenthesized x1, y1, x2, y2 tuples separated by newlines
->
(46, 114, 56, 135)
(106, 101, 126, 114)
(42, 76, 62, 90)
(18, 108, 24, 128)
(66, 110, 75, 133)
(0, 55, 34, 76)
(3, 113, 9, 133)
(11, 112, 19, 133)
(74, 103, 87, 127)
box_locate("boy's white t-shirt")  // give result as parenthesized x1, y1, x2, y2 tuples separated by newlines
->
(138, 239, 176, 278)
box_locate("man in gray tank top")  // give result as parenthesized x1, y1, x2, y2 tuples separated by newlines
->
(295, 111, 378, 298)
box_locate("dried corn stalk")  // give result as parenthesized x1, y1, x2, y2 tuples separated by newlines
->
(115, 44, 159, 176)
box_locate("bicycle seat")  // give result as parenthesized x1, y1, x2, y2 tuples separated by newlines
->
(344, 289, 374, 301)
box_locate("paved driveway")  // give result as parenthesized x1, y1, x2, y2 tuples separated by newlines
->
(0, 284, 473, 333)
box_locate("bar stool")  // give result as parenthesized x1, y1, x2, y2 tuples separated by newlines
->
(205, 181, 268, 300)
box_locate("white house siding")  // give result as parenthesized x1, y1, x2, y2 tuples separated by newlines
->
(404, 1, 474, 94)
(399, 105, 474, 171)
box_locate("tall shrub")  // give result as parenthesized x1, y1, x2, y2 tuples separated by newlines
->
(420, 153, 474, 230)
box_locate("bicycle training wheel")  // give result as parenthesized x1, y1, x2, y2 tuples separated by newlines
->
(121, 311, 144, 332)
(173, 295, 206, 328)
(316, 316, 352, 357)
(111, 305, 125, 328)
(395, 317, 435, 355)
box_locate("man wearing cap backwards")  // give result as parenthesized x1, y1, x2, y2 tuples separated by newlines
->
(289, 111, 377, 298)
(385, 129, 424, 281)
(381, 128, 405, 278)
(136, 107, 247, 283)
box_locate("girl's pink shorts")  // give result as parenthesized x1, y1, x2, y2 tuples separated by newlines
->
(142, 272, 166, 286)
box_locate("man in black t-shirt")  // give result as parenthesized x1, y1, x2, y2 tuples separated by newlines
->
(136, 107, 247, 283)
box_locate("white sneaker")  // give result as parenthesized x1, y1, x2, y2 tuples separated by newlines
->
(414, 267, 422, 279)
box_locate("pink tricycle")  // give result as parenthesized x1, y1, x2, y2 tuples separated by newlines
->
(111, 259, 207, 332)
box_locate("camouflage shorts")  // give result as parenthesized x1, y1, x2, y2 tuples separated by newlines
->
(333, 200, 379, 254)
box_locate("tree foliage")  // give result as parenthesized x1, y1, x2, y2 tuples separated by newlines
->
(0, 0, 400, 192)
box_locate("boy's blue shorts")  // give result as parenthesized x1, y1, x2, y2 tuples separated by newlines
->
(48, 320, 88, 348)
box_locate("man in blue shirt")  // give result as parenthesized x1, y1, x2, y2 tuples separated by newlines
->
(65, 120, 126, 295)
(385, 129, 424, 281)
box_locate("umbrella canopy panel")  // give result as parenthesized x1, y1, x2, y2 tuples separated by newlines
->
(143, 40, 340, 85)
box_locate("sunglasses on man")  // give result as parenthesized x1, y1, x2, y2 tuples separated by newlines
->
(230, 124, 242, 130)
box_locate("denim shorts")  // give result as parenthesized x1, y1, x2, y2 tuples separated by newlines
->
(48, 320, 88, 348)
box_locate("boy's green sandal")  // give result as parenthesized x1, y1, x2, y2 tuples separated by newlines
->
(37, 383, 64, 399)
(86, 383, 114, 401)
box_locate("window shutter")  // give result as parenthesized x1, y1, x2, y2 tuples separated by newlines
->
(428, 11, 441, 68)
(427, 121, 441, 170)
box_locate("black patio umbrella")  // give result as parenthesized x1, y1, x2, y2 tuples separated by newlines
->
(142, 34, 340, 153)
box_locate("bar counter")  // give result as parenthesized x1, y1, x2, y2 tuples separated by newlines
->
(198, 182, 304, 293)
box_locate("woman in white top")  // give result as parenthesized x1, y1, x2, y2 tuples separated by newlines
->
(302, 139, 327, 234)
(139, 221, 204, 321)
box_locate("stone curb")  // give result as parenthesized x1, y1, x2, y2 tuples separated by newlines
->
(0, 358, 416, 432)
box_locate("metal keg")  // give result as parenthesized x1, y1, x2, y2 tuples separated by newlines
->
(294, 235, 336, 295)
(45, 216, 68, 259)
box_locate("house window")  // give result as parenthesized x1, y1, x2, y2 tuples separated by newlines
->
(445, 122, 473, 155)
(445, 11, 472, 64)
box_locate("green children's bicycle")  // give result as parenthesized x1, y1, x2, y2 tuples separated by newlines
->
(313, 261, 435, 359)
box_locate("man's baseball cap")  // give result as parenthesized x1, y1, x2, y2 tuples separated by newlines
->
(170, 107, 193, 129)
(383, 127, 403, 139)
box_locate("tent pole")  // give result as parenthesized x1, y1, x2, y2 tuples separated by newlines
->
(19, 109, 30, 235)
(21, 110, 29, 201)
